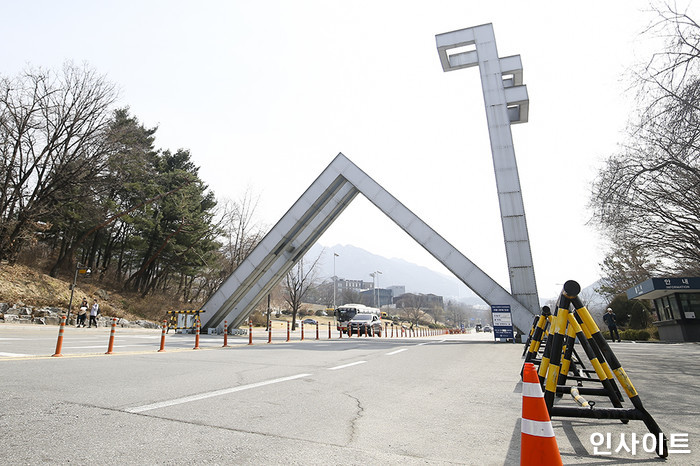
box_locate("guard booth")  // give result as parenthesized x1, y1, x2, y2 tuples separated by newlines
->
(627, 277, 700, 342)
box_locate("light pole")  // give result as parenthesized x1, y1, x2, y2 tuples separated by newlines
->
(333, 253, 339, 309)
(371, 270, 382, 308)
(67, 263, 91, 322)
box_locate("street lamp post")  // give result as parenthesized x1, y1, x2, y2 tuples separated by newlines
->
(67, 263, 91, 322)
(333, 253, 339, 309)
(371, 270, 382, 309)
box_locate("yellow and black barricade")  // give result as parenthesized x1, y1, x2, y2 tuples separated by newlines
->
(522, 307, 550, 361)
(538, 280, 667, 458)
(166, 309, 205, 332)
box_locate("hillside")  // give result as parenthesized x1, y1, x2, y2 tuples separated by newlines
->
(0, 263, 164, 321)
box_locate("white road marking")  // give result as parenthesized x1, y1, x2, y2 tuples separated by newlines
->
(126, 373, 312, 413)
(0, 352, 30, 357)
(328, 361, 367, 371)
(386, 348, 407, 355)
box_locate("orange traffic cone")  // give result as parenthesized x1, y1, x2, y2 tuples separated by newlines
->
(521, 362, 563, 466)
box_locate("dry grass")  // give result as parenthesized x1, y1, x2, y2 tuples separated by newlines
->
(0, 262, 189, 322)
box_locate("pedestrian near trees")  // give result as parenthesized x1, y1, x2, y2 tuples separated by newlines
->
(88, 298, 100, 328)
(603, 307, 621, 342)
(77, 298, 88, 327)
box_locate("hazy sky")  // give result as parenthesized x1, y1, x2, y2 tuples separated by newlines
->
(3, 1, 690, 300)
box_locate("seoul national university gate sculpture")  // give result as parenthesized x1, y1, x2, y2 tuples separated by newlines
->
(201, 23, 540, 334)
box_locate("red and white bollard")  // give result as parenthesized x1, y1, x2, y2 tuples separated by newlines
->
(222, 320, 229, 347)
(384, 322, 388, 338)
(287, 321, 290, 342)
(193, 319, 201, 350)
(315, 322, 319, 340)
(158, 320, 167, 352)
(391, 324, 394, 338)
(268, 321, 272, 343)
(248, 319, 253, 345)
(328, 322, 331, 339)
(301, 322, 304, 341)
(105, 317, 117, 354)
(52, 315, 67, 357)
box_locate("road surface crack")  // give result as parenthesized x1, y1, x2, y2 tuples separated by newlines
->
(344, 392, 364, 446)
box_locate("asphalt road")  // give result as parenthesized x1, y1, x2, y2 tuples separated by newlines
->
(0, 324, 698, 465)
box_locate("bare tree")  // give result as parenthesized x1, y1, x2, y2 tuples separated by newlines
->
(0, 63, 117, 263)
(445, 299, 468, 328)
(596, 243, 658, 300)
(425, 304, 444, 325)
(397, 293, 428, 325)
(218, 190, 263, 275)
(340, 289, 363, 305)
(194, 191, 264, 300)
(590, 4, 700, 288)
(283, 253, 322, 330)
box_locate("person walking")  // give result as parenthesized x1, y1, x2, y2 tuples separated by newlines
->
(603, 307, 621, 342)
(77, 298, 88, 327)
(88, 298, 100, 328)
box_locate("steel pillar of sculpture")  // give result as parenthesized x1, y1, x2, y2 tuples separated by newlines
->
(436, 23, 540, 318)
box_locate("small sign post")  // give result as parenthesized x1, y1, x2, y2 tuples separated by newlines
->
(491, 305, 514, 343)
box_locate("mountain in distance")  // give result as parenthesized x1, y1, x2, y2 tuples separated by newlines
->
(306, 243, 606, 310)
(306, 243, 483, 304)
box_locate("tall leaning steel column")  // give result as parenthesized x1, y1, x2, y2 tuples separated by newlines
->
(436, 23, 539, 315)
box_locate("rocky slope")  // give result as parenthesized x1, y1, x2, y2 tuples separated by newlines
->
(0, 263, 153, 327)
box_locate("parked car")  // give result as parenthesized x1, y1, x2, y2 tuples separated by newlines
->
(483, 325, 492, 333)
(302, 318, 317, 325)
(347, 313, 382, 336)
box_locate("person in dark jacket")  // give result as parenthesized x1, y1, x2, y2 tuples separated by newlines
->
(603, 307, 621, 342)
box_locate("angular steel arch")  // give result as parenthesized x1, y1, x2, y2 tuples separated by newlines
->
(201, 23, 541, 333)
(201, 153, 535, 333)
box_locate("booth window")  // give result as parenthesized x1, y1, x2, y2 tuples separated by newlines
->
(655, 296, 676, 321)
(678, 293, 700, 318)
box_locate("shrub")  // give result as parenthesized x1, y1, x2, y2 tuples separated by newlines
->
(619, 329, 651, 341)
(249, 311, 267, 326)
(650, 326, 660, 340)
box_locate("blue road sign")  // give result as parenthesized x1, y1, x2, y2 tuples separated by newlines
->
(491, 305, 514, 341)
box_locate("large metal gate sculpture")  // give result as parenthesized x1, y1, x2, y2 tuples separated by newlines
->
(201, 23, 539, 332)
